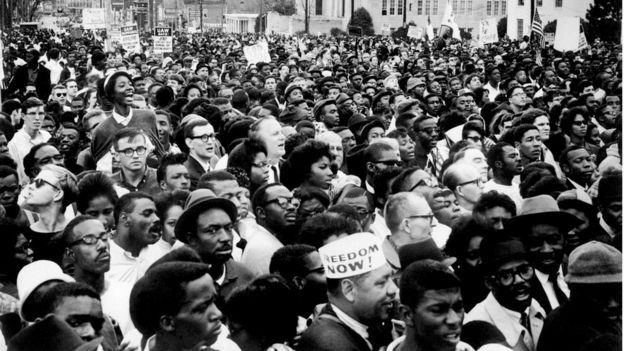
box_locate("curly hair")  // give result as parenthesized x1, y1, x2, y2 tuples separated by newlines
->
(282, 139, 333, 190)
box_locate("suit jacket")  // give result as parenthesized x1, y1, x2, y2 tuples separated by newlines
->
(219, 259, 255, 302)
(184, 156, 208, 191)
(8, 63, 52, 101)
(529, 275, 567, 315)
(298, 304, 371, 351)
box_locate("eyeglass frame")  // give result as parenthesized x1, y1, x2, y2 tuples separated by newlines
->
(190, 134, 216, 143)
(457, 178, 483, 188)
(32, 177, 60, 190)
(68, 230, 113, 247)
(405, 214, 435, 225)
(491, 264, 535, 286)
(116, 146, 147, 157)
(263, 196, 301, 209)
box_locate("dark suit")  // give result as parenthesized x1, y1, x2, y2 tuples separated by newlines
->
(7, 63, 51, 101)
(184, 156, 209, 191)
(529, 275, 567, 315)
(219, 258, 255, 301)
(298, 304, 371, 351)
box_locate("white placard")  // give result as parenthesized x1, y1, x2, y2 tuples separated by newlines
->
(82, 8, 107, 29)
(478, 18, 498, 46)
(121, 25, 141, 53)
(243, 40, 271, 65)
(153, 27, 172, 53)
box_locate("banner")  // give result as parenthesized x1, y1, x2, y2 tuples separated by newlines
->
(153, 27, 173, 53)
(243, 40, 271, 65)
(407, 25, 423, 39)
(554, 17, 586, 52)
(478, 18, 498, 46)
(121, 25, 141, 53)
(82, 8, 107, 29)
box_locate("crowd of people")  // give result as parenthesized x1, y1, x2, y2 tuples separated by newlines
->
(0, 25, 621, 351)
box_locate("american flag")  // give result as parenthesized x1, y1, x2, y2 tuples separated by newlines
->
(531, 9, 545, 48)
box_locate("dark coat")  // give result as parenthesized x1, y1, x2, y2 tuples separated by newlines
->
(298, 304, 371, 351)
(537, 299, 622, 351)
(219, 259, 255, 301)
(184, 156, 208, 191)
(529, 275, 567, 315)
(8, 63, 52, 101)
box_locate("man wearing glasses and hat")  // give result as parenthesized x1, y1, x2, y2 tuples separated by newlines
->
(465, 233, 546, 351)
(507, 195, 582, 314)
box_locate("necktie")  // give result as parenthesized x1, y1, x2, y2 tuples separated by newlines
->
(520, 311, 532, 337)
(549, 273, 568, 305)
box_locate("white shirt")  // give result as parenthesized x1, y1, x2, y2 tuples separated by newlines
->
(8, 128, 51, 184)
(45, 59, 63, 84)
(142, 238, 173, 265)
(370, 209, 391, 240)
(482, 180, 523, 208)
(483, 82, 502, 99)
(100, 279, 135, 336)
(240, 223, 283, 276)
(534, 268, 569, 310)
(106, 240, 153, 284)
(387, 335, 474, 351)
(331, 304, 371, 350)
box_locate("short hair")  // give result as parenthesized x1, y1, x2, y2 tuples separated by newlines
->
(396, 113, 417, 130)
(510, 123, 539, 143)
(283, 140, 333, 190)
(113, 127, 146, 150)
(130, 262, 212, 336)
(384, 192, 427, 233)
(473, 191, 516, 217)
(519, 108, 549, 125)
(198, 170, 238, 191)
(269, 244, 317, 281)
(445, 218, 493, 260)
(183, 118, 210, 140)
(390, 167, 420, 194)
(293, 186, 330, 208)
(560, 106, 589, 135)
(61, 215, 98, 246)
(76, 172, 118, 214)
(38, 282, 101, 320)
(2, 99, 22, 115)
(559, 144, 587, 167)
(486, 141, 513, 169)
(363, 142, 395, 163)
(22, 97, 44, 113)
(224, 275, 298, 348)
(114, 192, 154, 224)
(336, 186, 375, 211)
(299, 212, 360, 249)
(0, 165, 18, 180)
(400, 260, 461, 308)
(462, 120, 484, 139)
(252, 183, 283, 215)
(442, 162, 471, 191)
(156, 153, 188, 183)
(154, 190, 189, 223)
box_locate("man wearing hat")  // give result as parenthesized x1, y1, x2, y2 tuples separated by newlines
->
(537, 241, 622, 351)
(299, 233, 398, 351)
(284, 84, 304, 105)
(405, 77, 427, 99)
(594, 173, 622, 248)
(8, 315, 102, 351)
(175, 189, 254, 300)
(313, 99, 340, 134)
(465, 234, 546, 351)
(508, 195, 582, 314)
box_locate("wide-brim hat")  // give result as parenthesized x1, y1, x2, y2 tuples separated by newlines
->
(175, 189, 237, 243)
(372, 90, 392, 107)
(313, 99, 337, 120)
(360, 119, 386, 141)
(507, 194, 581, 233)
(8, 314, 103, 351)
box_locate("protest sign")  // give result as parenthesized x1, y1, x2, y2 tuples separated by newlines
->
(153, 27, 173, 53)
(121, 25, 141, 53)
(319, 233, 386, 279)
(243, 40, 271, 65)
(478, 18, 498, 46)
(82, 8, 107, 29)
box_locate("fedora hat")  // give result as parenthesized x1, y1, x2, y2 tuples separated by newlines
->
(8, 314, 102, 351)
(507, 195, 581, 233)
(479, 233, 527, 274)
(398, 238, 456, 269)
(360, 119, 386, 142)
(174, 189, 237, 244)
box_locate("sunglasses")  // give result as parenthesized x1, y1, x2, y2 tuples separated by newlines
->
(33, 178, 59, 190)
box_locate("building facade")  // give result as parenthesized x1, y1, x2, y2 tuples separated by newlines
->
(506, 0, 593, 40)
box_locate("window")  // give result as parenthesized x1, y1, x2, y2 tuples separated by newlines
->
(486, 0, 491, 15)
(493, 0, 498, 14)
(501, 0, 506, 14)
(382, 0, 387, 15)
(467, 0, 472, 14)
(432, 0, 438, 14)
(425, 0, 431, 14)
(452, 0, 458, 12)
(518, 0, 524, 5)
(517, 18, 523, 38)
(409, 3, 412, 12)
(398, 0, 403, 15)
(555, 0, 562, 7)
(316, 0, 323, 15)
(460, 0, 465, 14)
(417, 0, 423, 14)
(536, 0, 542, 6)
(390, 0, 395, 14)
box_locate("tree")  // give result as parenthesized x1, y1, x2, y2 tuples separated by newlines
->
(348, 7, 374, 36)
(497, 16, 507, 39)
(544, 20, 556, 33)
(586, 0, 621, 43)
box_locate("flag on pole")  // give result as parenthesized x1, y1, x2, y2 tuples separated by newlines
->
(426, 16, 435, 40)
(439, 0, 454, 39)
(531, 8, 545, 48)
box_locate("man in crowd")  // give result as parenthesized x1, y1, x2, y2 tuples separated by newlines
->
(484, 142, 523, 206)
(184, 119, 218, 190)
(111, 128, 160, 196)
(442, 162, 484, 215)
(157, 153, 191, 192)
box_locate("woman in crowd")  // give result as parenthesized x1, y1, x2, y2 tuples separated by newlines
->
(228, 138, 271, 196)
(282, 139, 335, 193)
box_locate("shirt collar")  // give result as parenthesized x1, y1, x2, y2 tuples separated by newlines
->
(191, 154, 211, 173)
(330, 304, 370, 346)
(112, 108, 133, 125)
(599, 215, 616, 238)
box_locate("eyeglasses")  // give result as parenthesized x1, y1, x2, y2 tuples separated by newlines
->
(191, 134, 216, 143)
(406, 214, 435, 224)
(33, 178, 59, 190)
(116, 146, 147, 157)
(56, 93, 67, 97)
(264, 196, 301, 209)
(201, 223, 235, 235)
(458, 178, 482, 187)
(252, 161, 271, 170)
(68, 231, 112, 247)
(572, 120, 588, 126)
(465, 136, 482, 142)
(493, 264, 534, 286)
(373, 160, 403, 167)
